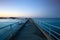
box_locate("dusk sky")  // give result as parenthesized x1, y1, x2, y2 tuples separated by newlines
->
(0, 0, 60, 18)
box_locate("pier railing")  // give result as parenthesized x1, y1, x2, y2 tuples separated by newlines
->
(33, 19, 60, 40)
(0, 20, 27, 40)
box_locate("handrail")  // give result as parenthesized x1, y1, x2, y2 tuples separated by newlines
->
(40, 21, 60, 29)
(33, 20, 60, 40)
(40, 25, 59, 40)
(0, 19, 28, 40)
(9, 19, 29, 40)
(0, 22, 22, 30)
(0, 22, 20, 39)
(0, 20, 27, 40)
(0, 18, 27, 30)
(35, 20, 60, 35)
(31, 19, 52, 40)
(40, 23, 60, 35)
(40, 22, 60, 35)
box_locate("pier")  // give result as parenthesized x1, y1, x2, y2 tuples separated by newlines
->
(9, 18, 51, 40)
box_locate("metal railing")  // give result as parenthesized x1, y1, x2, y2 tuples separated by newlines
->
(0, 19, 27, 40)
(33, 19, 60, 40)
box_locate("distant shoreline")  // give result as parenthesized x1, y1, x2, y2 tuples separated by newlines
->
(0, 17, 21, 19)
(0, 17, 60, 19)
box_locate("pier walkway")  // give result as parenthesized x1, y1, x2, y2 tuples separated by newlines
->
(9, 18, 51, 40)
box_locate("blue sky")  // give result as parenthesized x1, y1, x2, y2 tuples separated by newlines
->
(0, 0, 60, 18)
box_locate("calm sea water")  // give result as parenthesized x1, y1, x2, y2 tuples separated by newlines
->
(34, 18, 60, 40)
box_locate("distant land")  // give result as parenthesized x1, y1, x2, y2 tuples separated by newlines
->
(0, 17, 22, 19)
(0, 17, 60, 19)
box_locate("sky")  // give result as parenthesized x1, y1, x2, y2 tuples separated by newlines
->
(0, 0, 60, 18)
